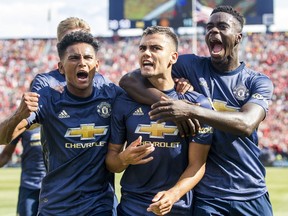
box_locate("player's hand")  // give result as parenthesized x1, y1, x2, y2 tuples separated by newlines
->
(119, 136, 155, 166)
(149, 97, 200, 136)
(16, 92, 39, 119)
(147, 190, 177, 215)
(174, 78, 194, 94)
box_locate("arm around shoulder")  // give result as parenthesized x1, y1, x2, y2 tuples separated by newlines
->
(119, 69, 165, 105)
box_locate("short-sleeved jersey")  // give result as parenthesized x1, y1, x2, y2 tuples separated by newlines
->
(10, 127, 46, 190)
(110, 89, 213, 215)
(30, 84, 123, 215)
(31, 69, 111, 169)
(172, 54, 274, 200)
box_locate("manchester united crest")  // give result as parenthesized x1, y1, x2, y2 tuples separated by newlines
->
(233, 85, 249, 100)
(97, 102, 112, 118)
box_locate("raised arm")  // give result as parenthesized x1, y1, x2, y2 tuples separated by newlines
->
(0, 92, 39, 144)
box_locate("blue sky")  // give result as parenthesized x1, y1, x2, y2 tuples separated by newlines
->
(0, 0, 287, 38)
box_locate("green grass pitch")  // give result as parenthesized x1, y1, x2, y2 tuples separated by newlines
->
(0, 167, 287, 216)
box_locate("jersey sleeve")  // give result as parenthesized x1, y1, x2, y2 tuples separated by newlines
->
(248, 74, 274, 113)
(109, 93, 129, 145)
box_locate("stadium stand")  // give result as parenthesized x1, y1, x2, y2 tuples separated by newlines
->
(0, 32, 287, 166)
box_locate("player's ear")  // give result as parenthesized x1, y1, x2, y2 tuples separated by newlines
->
(95, 59, 100, 71)
(58, 62, 65, 74)
(235, 33, 242, 45)
(170, 51, 178, 65)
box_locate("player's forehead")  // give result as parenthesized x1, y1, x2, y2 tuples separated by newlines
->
(208, 12, 236, 25)
(139, 33, 170, 46)
(65, 43, 96, 56)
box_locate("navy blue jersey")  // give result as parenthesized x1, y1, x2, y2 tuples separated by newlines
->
(31, 69, 111, 170)
(30, 84, 123, 215)
(10, 127, 46, 190)
(172, 54, 274, 200)
(110, 89, 212, 215)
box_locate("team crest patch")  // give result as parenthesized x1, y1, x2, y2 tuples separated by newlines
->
(233, 85, 249, 100)
(97, 102, 111, 118)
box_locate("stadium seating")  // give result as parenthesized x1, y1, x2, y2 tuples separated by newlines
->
(0, 32, 287, 164)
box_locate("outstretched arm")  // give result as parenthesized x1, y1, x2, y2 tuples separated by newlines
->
(105, 136, 155, 173)
(147, 142, 210, 215)
(0, 92, 39, 144)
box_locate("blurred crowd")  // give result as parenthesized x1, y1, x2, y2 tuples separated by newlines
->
(0, 32, 287, 165)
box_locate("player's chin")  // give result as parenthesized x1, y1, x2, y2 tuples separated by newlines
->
(141, 72, 154, 78)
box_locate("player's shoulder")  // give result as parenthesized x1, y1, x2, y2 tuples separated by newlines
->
(242, 64, 273, 86)
(93, 73, 112, 87)
(35, 69, 60, 78)
(37, 86, 61, 99)
(178, 53, 208, 62)
(98, 83, 124, 97)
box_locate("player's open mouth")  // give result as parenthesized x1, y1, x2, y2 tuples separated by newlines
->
(142, 60, 154, 68)
(209, 39, 224, 56)
(77, 71, 89, 80)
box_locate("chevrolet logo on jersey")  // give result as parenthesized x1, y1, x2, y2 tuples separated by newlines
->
(135, 122, 178, 139)
(65, 124, 108, 140)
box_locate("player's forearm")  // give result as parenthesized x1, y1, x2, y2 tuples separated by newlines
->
(0, 113, 26, 144)
(189, 104, 261, 136)
(106, 151, 128, 173)
(119, 71, 164, 105)
(0, 144, 16, 167)
(0, 156, 10, 167)
(169, 163, 206, 201)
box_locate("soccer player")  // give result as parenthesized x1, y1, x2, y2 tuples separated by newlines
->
(0, 125, 45, 216)
(0, 31, 123, 215)
(119, 5, 274, 216)
(106, 26, 212, 216)
(30, 17, 118, 215)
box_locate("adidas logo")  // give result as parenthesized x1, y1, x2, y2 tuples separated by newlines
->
(133, 107, 144, 116)
(58, 110, 70, 118)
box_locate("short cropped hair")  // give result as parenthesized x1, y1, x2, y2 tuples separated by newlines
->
(57, 31, 100, 59)
(211, 5, 245, 31)
(142, 26, 179, 51)
(57, 17, 91, 41)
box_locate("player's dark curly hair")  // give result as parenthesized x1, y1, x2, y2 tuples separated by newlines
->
(57, 31, 100, 59)
(211, 5, 245, 31)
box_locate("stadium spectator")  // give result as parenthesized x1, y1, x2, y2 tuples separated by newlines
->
(0, 19, 287, 164)
(0, 124, 45, 216)
(0, 31, 123, 215)
(119, 5, 274, 215)
(106, 26, 212, 215)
